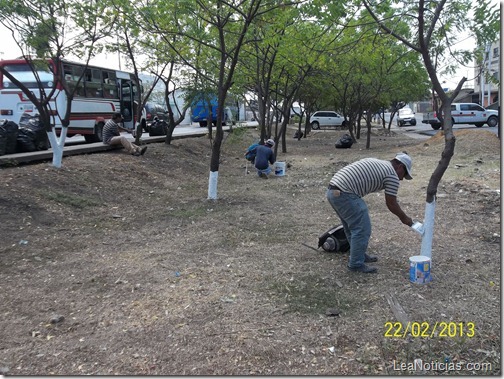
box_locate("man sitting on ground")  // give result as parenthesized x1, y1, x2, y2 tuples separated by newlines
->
(102, 112, 147, 156)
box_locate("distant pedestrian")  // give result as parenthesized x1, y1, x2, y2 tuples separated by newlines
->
(326, 152, 414, 273)
(254, 138, 276, 178)
(102, 112, 147, 156)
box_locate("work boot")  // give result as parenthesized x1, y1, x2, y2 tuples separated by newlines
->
(364, 253, 378, 263)
(347, 264, 377, 274)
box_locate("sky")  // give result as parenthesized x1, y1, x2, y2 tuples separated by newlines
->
(0, 1, 500, 90)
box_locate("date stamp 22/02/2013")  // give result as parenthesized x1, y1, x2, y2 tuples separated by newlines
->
(384, 321, 475, 338)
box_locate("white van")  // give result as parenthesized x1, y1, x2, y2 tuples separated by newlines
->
(450, 103, 499, 127)
(423, 103, 499, 129)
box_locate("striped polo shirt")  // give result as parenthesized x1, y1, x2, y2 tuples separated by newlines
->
(329, 158, 400, 198)
(102, 119, 120, 144)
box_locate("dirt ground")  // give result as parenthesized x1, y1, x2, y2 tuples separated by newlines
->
(0, 125, 500, 375)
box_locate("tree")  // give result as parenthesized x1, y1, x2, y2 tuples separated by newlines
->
(363, 0, 500, 258)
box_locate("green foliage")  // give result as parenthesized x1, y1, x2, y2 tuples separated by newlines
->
(361, 0, 499, 98)
(26, 22, 57, 58)
(473, 0, 501, 46)
(2, 0, 497, 149)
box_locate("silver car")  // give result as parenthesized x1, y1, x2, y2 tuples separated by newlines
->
(397, 108, 416, 126)
(310, 111, 347, 129)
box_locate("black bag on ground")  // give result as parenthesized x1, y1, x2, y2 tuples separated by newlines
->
(17, 128, 37, 152)
(318, 225, 350, 252)
(335, 134, 353, 149)
(0, 125, 7, 156)
(1, 120, 19, 154)
(18, 114, 49, 151)
(149, 118, 167, 136)
(293, 130, 304, 139)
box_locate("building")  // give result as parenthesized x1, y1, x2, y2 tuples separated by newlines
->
(474, 39, 500, 107)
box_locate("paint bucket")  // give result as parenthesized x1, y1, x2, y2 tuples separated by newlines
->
(274, 161, 286, 176)
(409, 255, 432, 284)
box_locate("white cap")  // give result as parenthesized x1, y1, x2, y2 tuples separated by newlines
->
(395, 152, 412, 180)
(266, 138, 275, 147)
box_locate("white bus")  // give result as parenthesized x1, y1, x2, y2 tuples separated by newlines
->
(0, 58, 144, 142)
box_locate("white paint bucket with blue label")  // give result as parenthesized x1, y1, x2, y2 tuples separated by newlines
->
(409, 255, 432, 284)
(274, 161, 286, 176)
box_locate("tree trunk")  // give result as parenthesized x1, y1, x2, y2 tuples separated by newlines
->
(207, 100, 225, 200)
(47, 127, 68, 169)
(365, 112, 372, 149)
(418, 102, 456, 262)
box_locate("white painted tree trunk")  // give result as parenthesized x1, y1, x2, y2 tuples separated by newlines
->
(420, 199, 436, 261)
(208, 171, 219, 200)
(46, 127, 68, 168)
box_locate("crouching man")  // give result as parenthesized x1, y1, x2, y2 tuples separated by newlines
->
(254, 138, 276, 178)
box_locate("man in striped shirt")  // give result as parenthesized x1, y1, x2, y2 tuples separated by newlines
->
(327, 152, 414, 273)
(103, 112, 147, 156)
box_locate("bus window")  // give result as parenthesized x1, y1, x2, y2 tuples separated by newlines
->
(2, 63, 53, 88)
(102, 70, 117, 99)
(84, 68, 103, 98)
(63, 64, 85, 97)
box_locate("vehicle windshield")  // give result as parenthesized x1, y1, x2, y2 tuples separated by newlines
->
(2, 64, 54, 89)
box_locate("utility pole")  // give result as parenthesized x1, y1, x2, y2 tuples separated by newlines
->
(487, 43, 493, 106)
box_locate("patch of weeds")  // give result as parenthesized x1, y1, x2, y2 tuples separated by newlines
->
(265, 275, 358, 315)
(43, 191, 102, 208)
(224, 127, 257, 148)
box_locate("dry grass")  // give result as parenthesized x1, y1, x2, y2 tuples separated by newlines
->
(0, 126, 500, 375)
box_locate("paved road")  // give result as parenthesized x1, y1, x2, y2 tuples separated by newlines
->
(381, 112, 499, 137)
(65, 121, 259, 145)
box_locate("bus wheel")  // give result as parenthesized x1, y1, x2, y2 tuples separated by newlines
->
(84, 123, 104, 143)
(95, 122, 104, 141)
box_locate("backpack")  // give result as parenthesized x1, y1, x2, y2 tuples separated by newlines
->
(318, 225, 350, 252)
(245, 143, 259, 162)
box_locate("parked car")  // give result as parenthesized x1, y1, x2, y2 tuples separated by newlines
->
(144, 103, 167, 131)
(309, 111, 347, 129)
(396, 107, 416, 126)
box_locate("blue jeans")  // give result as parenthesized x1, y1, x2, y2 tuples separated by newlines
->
(257, 166, 271, 176)
(326, 188, 371, 268)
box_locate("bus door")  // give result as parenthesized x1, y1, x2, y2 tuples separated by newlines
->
(118, 78, 135, 130)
